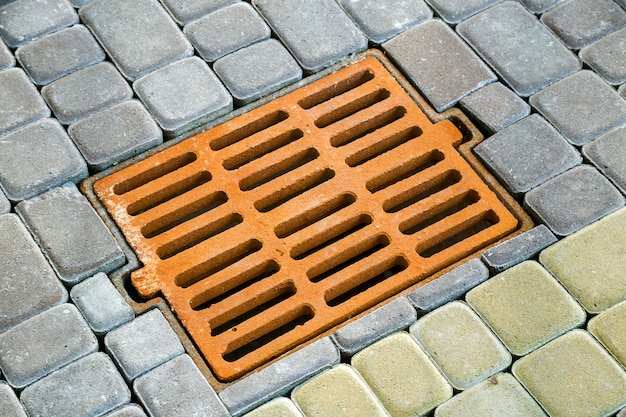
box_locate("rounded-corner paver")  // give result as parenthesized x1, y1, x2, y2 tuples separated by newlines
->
(519, 0, 566, 13)
(0, 381, 28, 417)
(425, 0, 504, 24)
(588, 300, 626, 367)
(580, 27, 626, 86)
(243, 397, 304, 417)
(105, 404, 149, 417)
(513, 330, 626, 417)
(161, 0, 240, 26)
(583, 124, 626, 195)
(0, 188, 10, 215)
(0, 68, 51, 138)
(0, 38, 15, 70)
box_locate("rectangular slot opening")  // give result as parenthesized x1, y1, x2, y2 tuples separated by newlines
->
(314, 89, 390, 129)
(255, 168, 335, 213)
(366, 150, 444, 193)
(330, 106, 407, 147)
(222, 129, 304, 171)
(383, 170, 462, 213)
(345, 126, 422, 167)
(210, 110, 289, 151)
(298, 69, 374, 109)
(239, 148, 319, 192)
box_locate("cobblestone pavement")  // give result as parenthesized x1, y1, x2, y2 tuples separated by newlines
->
(0, 1, 625, 416)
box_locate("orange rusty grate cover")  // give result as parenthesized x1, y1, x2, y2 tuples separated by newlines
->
(94, 57, 518, 381)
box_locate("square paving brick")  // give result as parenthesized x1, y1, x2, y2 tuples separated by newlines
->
(214, 39, 302, 105)
(0, 188, 9, 215)
(70, 272, 135, 335)
(0, 303, 98, 388)
(0, 214, 67, 333)
(68, 100, 163, 171)
(466, 260, 586, 356)
(0, 38, 14, 70)
(0, 0, 78, 48)
(580, 28, 626, 85)
(134, 57, 232, 135)
(459, 82, 530, 133)
(16, 183, 125, 285)
(292, 364, 389, 417)
(134, 354, 230, 417)
(530, 70, 626, 146)
(473, 114, 581, 195)
(243, 398, 304, 417)
(457, 2, 580, 97)
(384, 19, 496, 112)
(105, 404, 148, 417)
(524, 165, 625, 237)
(352, 332, 452, 417)
(42, 62, 133, 125)
(252, 0, 368, 73)
(0, 119, 87, 202)
(0, 382, 28, 417)
(410, 301, 511, 390)
(539, 206, 626, 313)
(588, 300, 626, 367)
(161, 0, 239, 25)
(583, 124, 626, 195)
(0, 68, 50, 137)
(20, 352, 131, 417)
(105, 309, 184, 381)
(434, 373, 547, 417)
(80, 0, 193, 81)
(541, 0, 626, 50)
(15, 24, 105, 85)
(183, 2, 271, 62)
(513, 330, 626, 417)
(337, 0, 432, 43)
(519, 0, 566, 13)
(425, 0, 503, 24)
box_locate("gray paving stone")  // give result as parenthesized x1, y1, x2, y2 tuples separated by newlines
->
(525, 165, 625, 236)
(70, 0, 94, 6)
(519, 0, 566, 13)
(42, 62, 133, 125)
(583, 125, 626, 195)
(383, 19, 496, 112)
(338, 0, 432, 43)
(134, 354, 229, 417)
(16, 183, 125, 285)
(21, 352, 131, 417)
(105, 404, 148, 417)
(474, 114, 581, 196)
(541, 0, 626, 50)
(0, 0, 78, 48)
(214, 39, 302, 105)
(621, 84, 626, 99)
(184, 2, 271, 62)
(105, 309, 184, 381)
(80, 0, 193, 81)
(580, 28, 626, 85)
(252, 0, 368, 73)
(530, 70, 626, 146)
(0, 214, 67, 333)
(162, 0, 239, 25)
(16, 25, 105, 86)
(619, 407, 626, 417)
(0, 38, 14, 70)
(457, 2, 580, 97)
(408, 258, 490, 313)
(0, 303, 98, 389)
(0, 119, 87, 202)
(0, 382, 27, 417)
(70, 272, 135, 335)
(459, 82, 530, 133)
(68, 100, 163, 171)
(219, 337, 340, 416)
(425, 0, 503, 24)
(0, 188, 9, 215)
(331, 296, 417, 357)
(481, 225, 558, 273)
(134, 57, 232, 135)
(0, 68, 50, 137)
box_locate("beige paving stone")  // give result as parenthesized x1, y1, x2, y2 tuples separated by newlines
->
(352, 332, 452, 417)
(409, 301, 511, 390)
(513, 330, 626, 417)
(291, 364, 389, 417)
(243, 397, 304, 417)
(466, 260, 586, 356)
(540, 207, 626, 313)
(434, 373, 547, 417)
(588, 300, 626, 367)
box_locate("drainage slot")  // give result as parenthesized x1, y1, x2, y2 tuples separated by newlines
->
(239, 148, 320, 192)
(384, 170, 462, 213)
(113, 152, 197, 195)
(400, 191, 481, 235)
(419, 210, 499, 258)
(127, 171, 212, 216)
(330, 106, 406, 147)
(210, 110, 289, 151)
(366, 150, 444, 193)
(223, 129, 304, 171)
(314, 89, 391, 129)
(156, 213, 243, 260)
(174, 239, 263, 288)
(346, 126, 422, 167)
(275, 192, 356, 238)
(298, 69, 374, 109)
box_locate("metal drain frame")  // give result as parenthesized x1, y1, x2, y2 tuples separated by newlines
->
(81, 49, 533, 390)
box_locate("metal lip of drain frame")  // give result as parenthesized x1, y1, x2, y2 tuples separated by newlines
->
(83, 49, 533, 386)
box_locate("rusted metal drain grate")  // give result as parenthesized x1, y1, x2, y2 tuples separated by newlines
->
(94, 56, 519, 381)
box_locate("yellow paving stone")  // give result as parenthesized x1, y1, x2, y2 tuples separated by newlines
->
(588, 300, 626, 367)
(351, 332, 452, 417)
(243, 397, 304, 417)
(513, 330, 626, 417)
